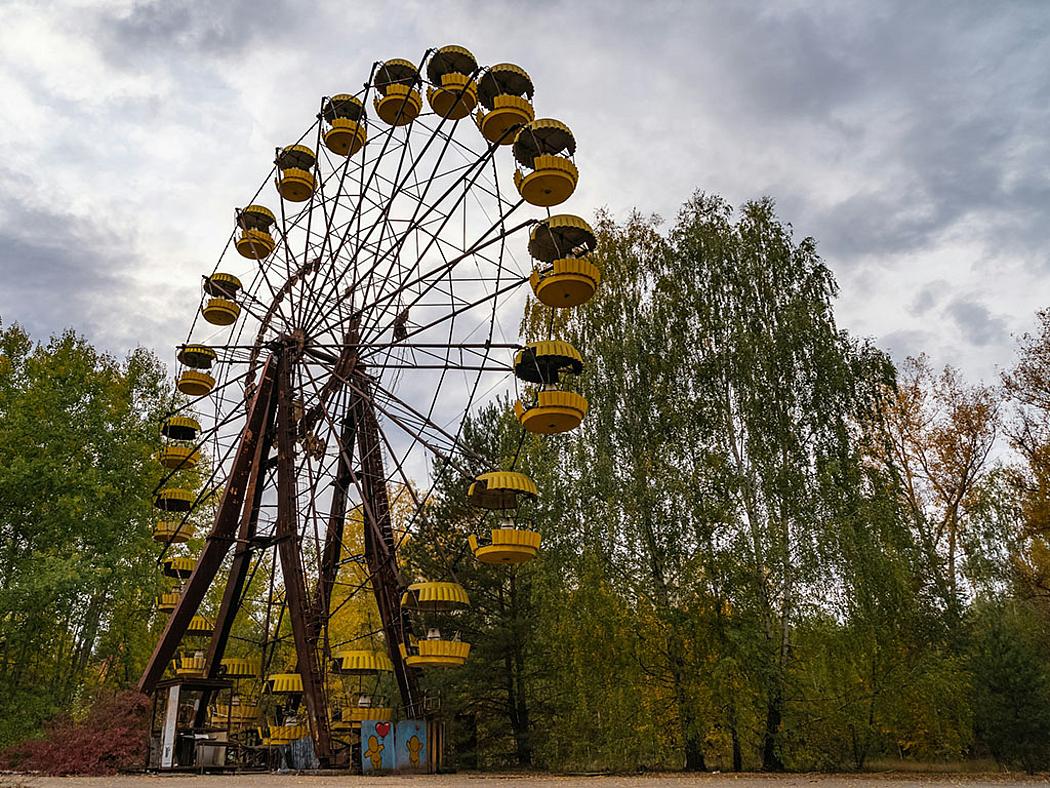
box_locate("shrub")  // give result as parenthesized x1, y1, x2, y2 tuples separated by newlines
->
(1, 690, 149, 775)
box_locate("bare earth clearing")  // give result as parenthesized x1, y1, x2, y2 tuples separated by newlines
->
(3, 774, 1049, 788)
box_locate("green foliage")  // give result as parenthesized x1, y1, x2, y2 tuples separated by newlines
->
(2, 190, 1048, 775)
(423, 193, 1049, 773)
(0, 321, 169, 747)
(969, 601, 1050, 772)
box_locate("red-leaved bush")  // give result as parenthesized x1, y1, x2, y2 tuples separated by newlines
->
(1, 691, 150, 775)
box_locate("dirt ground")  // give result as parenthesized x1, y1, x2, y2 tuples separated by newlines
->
(3, 773, 1048, 788)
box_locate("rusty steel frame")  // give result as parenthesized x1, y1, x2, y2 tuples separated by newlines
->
(191, 376, 278, 729)
(353, 369, 421, 716)
(140, 338, 427, 764)
(138, 356, 278, 694)
(273, 342, 333, 763)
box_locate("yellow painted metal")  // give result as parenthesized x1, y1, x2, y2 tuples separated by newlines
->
(470, 528, 542, 564)
(161, 416, 200, 441)
(427, 72, 477, 120)
(514, 390, 589, 435)
(235, 228, 275, 260)
(374, 84, 422, 126)
(528, 214, 597, 262)
(341, 705, 394, 721)
(467, 470, 537, 510)
(324, 118, 367, 157)
(267, 673, 304, 694)
(158, 445, 200, 470)
(276, 144, 316, 170)
(515, 155, 578, 207)
(427, 45, 478, 84)
(277, 167, 315, 202)
(210, 701, 258, 726)
(375, 58, 419, 91)
(153, 520, 194, 543)
(173, 653, 206, 677)
(513, 118, 576, 167)
(156, 590, 180, 612)
(237, 204, 276, 231)
(323, 93, 365, 122)
(266, 724, 309, 744)
(203, 272, 242, 298)
(530, 258, 601, 308)
(177, 344, 216, 369)
(477, 63, 534, 109)
(186, 614, 214, 636)
(202, 297, 240, 326)
(220, 657, 260, 678)
(332, 649, 393, 674)
(514, 340, 583, 384)
(155, 487, 195, 513)
(401, 638, 470, 668)
(162, 555, 196, 578)
(400, 580, 470, 611)
(476, 94, 534, 144)
(176, 370, 215, 397)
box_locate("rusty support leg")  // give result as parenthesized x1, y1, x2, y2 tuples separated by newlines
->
(274, 346, 333, 763)
(309, 399, 358, 645)
(205, 415, 274, 676)
(301, 322, 361, 651)
(192, 394, 277, 727)
(355, 372, 421, 716)
(138, 356, 277, 694)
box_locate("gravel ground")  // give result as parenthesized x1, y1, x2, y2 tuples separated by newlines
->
(3, 774, 1048, 788)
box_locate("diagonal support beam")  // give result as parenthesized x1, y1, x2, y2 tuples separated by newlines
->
(138, 355, 277, 694)
(191, 389, 278, 729)
(355, 370, 421, 716)
(204, 394, 276, 679)
(309, 397, 358, 647)
(300, 320, 362, 647)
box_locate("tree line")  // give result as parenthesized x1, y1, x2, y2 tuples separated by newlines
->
(412, 194, 1050, 773)
(1, 191, 1049, 772)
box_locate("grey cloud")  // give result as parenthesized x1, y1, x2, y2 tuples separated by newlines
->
(0, 229, 114, 338)
(0, 173, 119, 340)
(94, 0, 305, 64)
(909, 280, 948, 316)
(944, 298, 1008, 347)
(692, 4, 869, 120)
(743, 3, 1050, 265)
(811, 189, 941, 260)
(0, 171, 181, 357)
(2, 0, 1046, 387)
(542, 0, 1050, 272)
(879, 328, 935, 367)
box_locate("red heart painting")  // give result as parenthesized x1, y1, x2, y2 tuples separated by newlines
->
(376, 722, 391, 738)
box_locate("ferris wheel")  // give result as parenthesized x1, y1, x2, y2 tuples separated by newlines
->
(139, 44, 600, 767)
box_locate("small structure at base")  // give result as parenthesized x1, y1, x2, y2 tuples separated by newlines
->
(360, 719, 441, 774)
(146, 677, 234, 771)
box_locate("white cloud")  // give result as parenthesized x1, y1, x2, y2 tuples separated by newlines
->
(0, 0, 1046, 392)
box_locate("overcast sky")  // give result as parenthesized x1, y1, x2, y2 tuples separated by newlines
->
(0, 0, 1047, 384)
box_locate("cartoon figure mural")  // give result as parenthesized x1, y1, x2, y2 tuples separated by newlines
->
(360, 720, 394, 773)
(364, 735, 384, 770)
(396, 720, 428, 772)
(407, 735, 423, 766)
